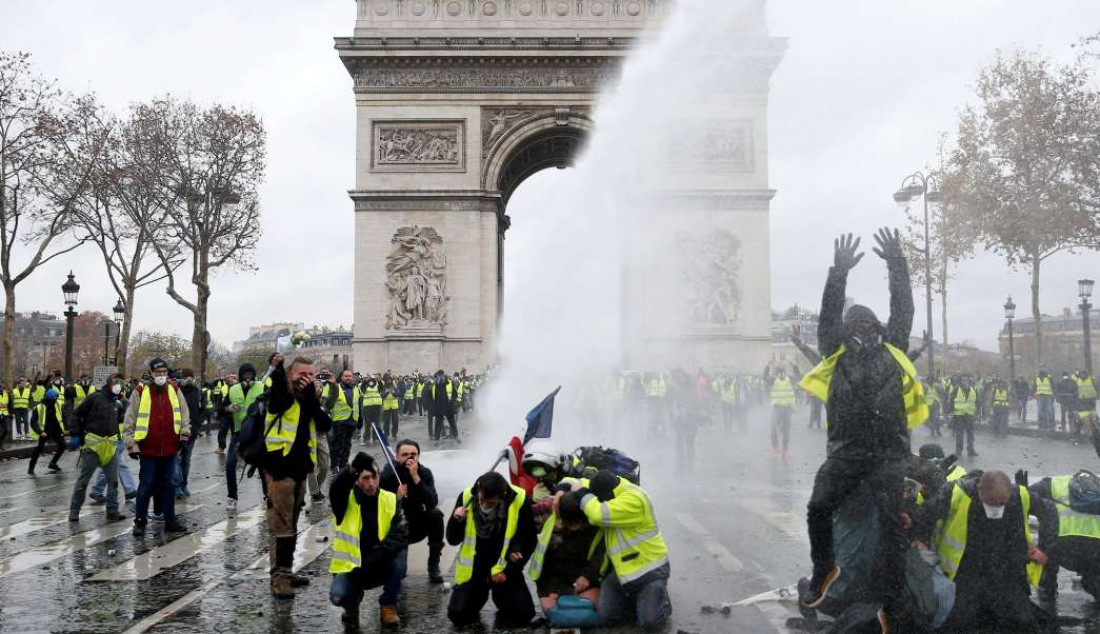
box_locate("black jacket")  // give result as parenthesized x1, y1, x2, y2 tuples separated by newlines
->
(265, 364, 332, 481)
(180, 384, 203, 425)
(380, 462, 439, 518)
(445, 485, 537, 582)
(72, 391, 124, 440)
(330, 468, 408, 570)
(427, 378, 458, 416)
(817, 255, 914, 460)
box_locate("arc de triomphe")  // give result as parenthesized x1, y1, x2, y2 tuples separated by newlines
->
(336, 0, 784, 373)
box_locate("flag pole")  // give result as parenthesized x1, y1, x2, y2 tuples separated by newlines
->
(372, 421, 402, 486)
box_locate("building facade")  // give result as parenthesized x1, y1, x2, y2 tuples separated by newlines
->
(998, 307, 1100, 373)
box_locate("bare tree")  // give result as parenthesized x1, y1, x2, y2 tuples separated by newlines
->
(944, 49, 1100, 365)
(0, 52, 105, 381)
(69, 104, 176, 374)
(145, 97, 265, 379)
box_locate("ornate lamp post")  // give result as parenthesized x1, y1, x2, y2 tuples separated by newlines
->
(61, 272, 80, 379)
(893, 171, 942, 378)
(112, 298, 125, 366)
(1080, 279, 1094, 375)
(1004, 296, 1016, 381)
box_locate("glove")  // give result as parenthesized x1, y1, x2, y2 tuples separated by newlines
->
(1015, 469, 1029, 488)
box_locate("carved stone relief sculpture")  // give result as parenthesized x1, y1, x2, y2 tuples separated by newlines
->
(372, 121, 465, 172)
(385, 226, 449, 330)
(677, 229, 743, 326)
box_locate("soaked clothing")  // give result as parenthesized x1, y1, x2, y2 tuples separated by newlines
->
(536, 524, 605, 598)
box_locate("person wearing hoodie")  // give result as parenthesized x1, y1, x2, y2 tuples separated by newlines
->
(28, 388, 67, 475)
(379, 439, 445, 583)
(428, 370, 460, 443)
(225, 362, 266, 512)
(798, 229, 923, 633)
(123, 358, 192, 537)
(68, 374, 127, 523)
(175, 368, 204, 500)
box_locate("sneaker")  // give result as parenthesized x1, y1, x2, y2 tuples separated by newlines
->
(164, 521, 187, 533)
(801, 564, 841, 608)
(89, 493, 107, 505)
(181, 488, 191, 498)
(150, 512, 164, 522)
(105, 511, 126, 522)
(175, 492, 186, 501)
(226, 498, 238, 514)
(124, 491, 137, 501)
(380, 606, 401, 627)
(47, 464, 61, 473)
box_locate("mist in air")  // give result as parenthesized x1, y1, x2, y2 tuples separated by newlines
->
(472, 0, 765, 460)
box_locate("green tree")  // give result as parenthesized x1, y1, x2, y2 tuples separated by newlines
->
(125, 330, 191, 377)
(943, 49, 1100, 364)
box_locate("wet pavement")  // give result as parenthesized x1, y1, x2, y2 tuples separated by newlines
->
(0, 406, 1095, 633)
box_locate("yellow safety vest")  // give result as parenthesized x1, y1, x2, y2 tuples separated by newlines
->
(580, 478, 669, 584)
(31, 401, 65, 439)
(454, 485, 525, 585)
(84, 432, 119, 468)
(771, 377, 796, 407)
(528, 510, 605, 581)
(992, 388, 1011, 406)
(264, 399, 317, 465)
(73, 384, 95, 409)
(430, 381, 454, 401)
(203, 388, 214, 411)
(362, 384, 382, 407)
(31, 385, 45, 406)
(799, 343, 929, 429)
(1051, 476, 1100, 540)
(134, 385, 182, 442)
(415, 382, 425, 398)
(0, 392, 7, 416)
(382, 389, 400, 411)
(330, 489, 397, 574)
(1076, 377, 1097, 400)
(403, 384, 415, 401)
(946, 465, 967, 482)
(934, 482, 1042, 587)
(953, 387, 977, 416)
(12, 387, 29, 410)
(1035, 377, 1053, 396)
(330, 385, 361, 423)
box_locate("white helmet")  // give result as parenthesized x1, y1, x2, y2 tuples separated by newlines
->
(522, 439, 562, 476)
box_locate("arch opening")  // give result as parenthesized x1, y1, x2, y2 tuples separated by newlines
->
(496, 127, 587, 210)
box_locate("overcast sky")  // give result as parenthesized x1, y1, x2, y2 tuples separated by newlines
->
(3, 0, 1100, 351)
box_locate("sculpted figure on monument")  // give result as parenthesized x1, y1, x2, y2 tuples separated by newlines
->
(677, 229, 743, 326)
(385, 226, 449, 329)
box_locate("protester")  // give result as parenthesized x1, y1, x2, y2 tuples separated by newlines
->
(226, 363, 265, 511)
(428, 370, 460, 443)
(11, 378, 31, 440)
(379, 439, 445, 583)
(361, 375, 383, 443)
(324, 369, 361, 477)
(1030, 472, 1100, 601)
(948, 374, 980, 457)
(28, 388, 66, 475)
(798, 229, 924, 632)
(530, 491, 605, 628)
(1035, 369, 1056, 430)
(175, 368, 203, 500)
(446, 471, 537, 627)
(770, 367, 795, 457)
(69, 373, 127, 523)
(124, 358, 191, 536)
(262, 354, 332, 597)
(329, 452, 407, 627)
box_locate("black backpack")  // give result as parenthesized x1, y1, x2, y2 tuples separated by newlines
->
(567, 446, 642, 484)
(1068, 470, 1100, 515)
(236, 395, 279, 472)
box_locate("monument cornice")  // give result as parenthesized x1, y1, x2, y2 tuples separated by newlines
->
(343, 55, 621, 94)
(335, 35, 638, 52)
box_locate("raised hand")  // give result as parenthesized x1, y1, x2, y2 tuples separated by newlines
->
(872, 227, 904, 260)
(833, 233, 864, 272)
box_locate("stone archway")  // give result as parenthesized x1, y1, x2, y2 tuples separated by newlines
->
(336, 0, 784, 372)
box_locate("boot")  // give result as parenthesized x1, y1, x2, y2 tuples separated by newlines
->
(427, 541, 444, 583)
(68, 510, 79, 522)
(132, 518, 147, 538)
(380, 606, 401, 627)
(287, 572, 311, 587)
(341, 606, 359, 624)
(270, 536, 297, 598)
(270, 572, 294, 599)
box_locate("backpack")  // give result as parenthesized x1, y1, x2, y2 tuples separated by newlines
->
(1068, 470, 1100, 515)
(567, 446, 642, 484)
(236, 395, 278, 473)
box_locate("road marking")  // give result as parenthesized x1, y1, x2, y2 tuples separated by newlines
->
(0, 502, 204, 578)
(675, 512, 743, 572)
(0, 504, 113, 540)
(123, 516, 331, 634)
(89, 505, 266, 581)
(0, 482, 68, 501)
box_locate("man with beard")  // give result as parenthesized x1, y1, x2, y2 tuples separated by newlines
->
(798, 229, 925, 633)
(380, 439, 445, 583)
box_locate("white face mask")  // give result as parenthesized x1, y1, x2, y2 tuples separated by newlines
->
(153, 375, 168, 387)
(982, 503, 1006, 520)
(111, 383, 123, 395)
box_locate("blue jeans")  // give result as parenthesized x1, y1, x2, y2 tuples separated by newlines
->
(72, 450, 119, 513)
(92, 438, 136, 496)
(329, 548, 407, 608)
(175, 435, 197, 494)
(598, 567, 672, 631)
(1038, 396, 1056, 426)
(135, 455, 177, 523)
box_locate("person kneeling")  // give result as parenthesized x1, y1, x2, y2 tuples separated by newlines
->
(329, 452, 408, 627)
(532, 492, 605, 628)
(446, 471, 537, 627)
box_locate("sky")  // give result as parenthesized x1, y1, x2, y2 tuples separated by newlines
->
(2, 0, 1100, 351)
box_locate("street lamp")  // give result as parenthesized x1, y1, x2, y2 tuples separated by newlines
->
(1080, 279, 1094, 375)
(894, 171, 942, 378)
(61, 271, 80, 379)
(1004, 296, 1016, 381)
(112, 298, 125, 366)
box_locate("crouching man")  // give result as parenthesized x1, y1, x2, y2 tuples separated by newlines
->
(446, 471, 537, 627)
(329, 452, 408, 627)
